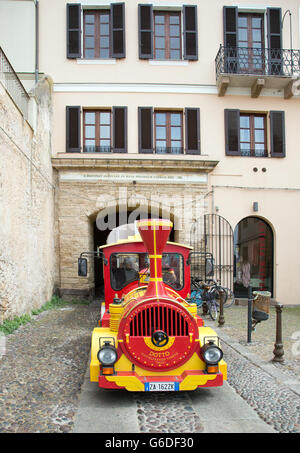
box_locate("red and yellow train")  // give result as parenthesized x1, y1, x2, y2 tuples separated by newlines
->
(80, 218, 227, 392)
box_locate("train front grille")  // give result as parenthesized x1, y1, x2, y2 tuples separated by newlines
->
(129, 304, 189, 337)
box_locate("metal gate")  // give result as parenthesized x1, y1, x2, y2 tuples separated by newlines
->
(189, 214, 234, 290)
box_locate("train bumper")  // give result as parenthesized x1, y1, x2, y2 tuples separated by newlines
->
(98, 363, 226, 391)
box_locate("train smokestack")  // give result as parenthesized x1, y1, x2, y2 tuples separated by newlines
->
(137, 218, 173, 300)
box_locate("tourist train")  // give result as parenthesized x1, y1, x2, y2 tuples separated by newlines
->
(78, 218, 227, 392)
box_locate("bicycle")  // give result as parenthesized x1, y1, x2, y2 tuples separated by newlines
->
(192, 276, 235, 309)
(190, 278, 223, 321)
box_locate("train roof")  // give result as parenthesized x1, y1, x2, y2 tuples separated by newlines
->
(99, 234, 193, 251)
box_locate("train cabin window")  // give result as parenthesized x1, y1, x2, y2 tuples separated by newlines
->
(110, 253, 184, 291)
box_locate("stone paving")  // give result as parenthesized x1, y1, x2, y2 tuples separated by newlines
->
(0, 303, 99, 433)
(0, 300, 299, 433)
(135, 392, 204, 433)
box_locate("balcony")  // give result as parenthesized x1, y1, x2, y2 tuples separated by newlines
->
(215, 45, 300, 98)
(0, 47, 29, 118)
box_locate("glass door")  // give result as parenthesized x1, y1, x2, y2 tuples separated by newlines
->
(237, 13, 264, 74)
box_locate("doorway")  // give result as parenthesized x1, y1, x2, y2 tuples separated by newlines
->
(234, 216, 274, 297)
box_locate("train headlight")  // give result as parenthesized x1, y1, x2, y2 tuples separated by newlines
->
(201, 342, 223, 365)
(97, 345, 118, 366)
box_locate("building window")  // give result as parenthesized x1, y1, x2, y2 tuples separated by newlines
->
(83, 110, 112, 152)
(240, 113, 267, 157)
(138, 107, 200, 154)
(154, 12, 181, 60)
(67, 3, 125, 60)
(222, 6, 284, 76)
(84, 11, 110, 59)
(154, 111, 183, 153)
(225, 109, 285, 158)
(138, 5, 198, 60)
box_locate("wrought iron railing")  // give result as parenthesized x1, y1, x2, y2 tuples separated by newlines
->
(155, 146, 184, 154)
(83, 145, 112, 153)
(216, 45, 300, 79)
(240, 148, 268, 158)
(0, 47, 29, 119)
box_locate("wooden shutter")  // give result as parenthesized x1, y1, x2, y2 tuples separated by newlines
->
(270, 111, 285, 157)
(185, 108, 200, 154)
(223, 6, 238, 47)
(138, 4, 153, 59)
(223, 6, 238, 73)
(183, 5, 198, 60)
(267, 8, 282, 75)
(66, 106, 81, 153)
(111, 3, 126, 58)
(225, 109, 240, 156)
(138, 107, 153, 153)
(113, 106, 127, 153)
(67, 4, 81, 58)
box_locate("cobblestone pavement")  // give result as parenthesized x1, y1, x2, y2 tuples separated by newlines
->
(0, 301, 299, 433)
(210, 304, 300, 377)
(219, 341, 300, 433)
(135, 392, 204, 433)
(0, 303, 99, 433)
(203, 306, 300, 434)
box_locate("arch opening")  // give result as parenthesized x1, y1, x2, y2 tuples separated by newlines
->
(92, 206, 176, 296)
(234, 216, 274, 298)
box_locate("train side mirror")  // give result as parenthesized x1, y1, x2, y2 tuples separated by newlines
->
(78, 258, 88, 277)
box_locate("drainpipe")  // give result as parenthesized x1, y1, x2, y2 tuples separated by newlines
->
(35, 0, 39, 85)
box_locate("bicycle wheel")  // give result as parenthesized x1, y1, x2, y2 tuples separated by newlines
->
(209, 286, 226, 308)
(222, 288, 235, 308)
(191, 290, 203, 308)
(208, 299, 218, 321)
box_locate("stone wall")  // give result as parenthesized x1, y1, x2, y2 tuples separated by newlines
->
(0, 77, 56, 322)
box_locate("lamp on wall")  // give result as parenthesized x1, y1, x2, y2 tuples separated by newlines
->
(281, 10, 293, 52)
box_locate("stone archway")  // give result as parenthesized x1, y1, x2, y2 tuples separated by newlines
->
(234, 216, 274, 298)
(89, 204, 178, 296)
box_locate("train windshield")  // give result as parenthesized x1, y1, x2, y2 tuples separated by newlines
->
(110, 253, 184, 291)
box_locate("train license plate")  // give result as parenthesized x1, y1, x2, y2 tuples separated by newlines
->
(145, 382, 179, 392)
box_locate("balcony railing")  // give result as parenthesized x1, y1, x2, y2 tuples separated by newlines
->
(82, 146, 185, 154)
(83, 145, 113, 153)
(216, 45, 300, 80)
(155, 147, 184, 155)
(0, 47, 29, 119)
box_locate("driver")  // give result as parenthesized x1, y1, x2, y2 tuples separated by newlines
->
(162, 266, 176, 285)
(123, 257, 139, 282)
